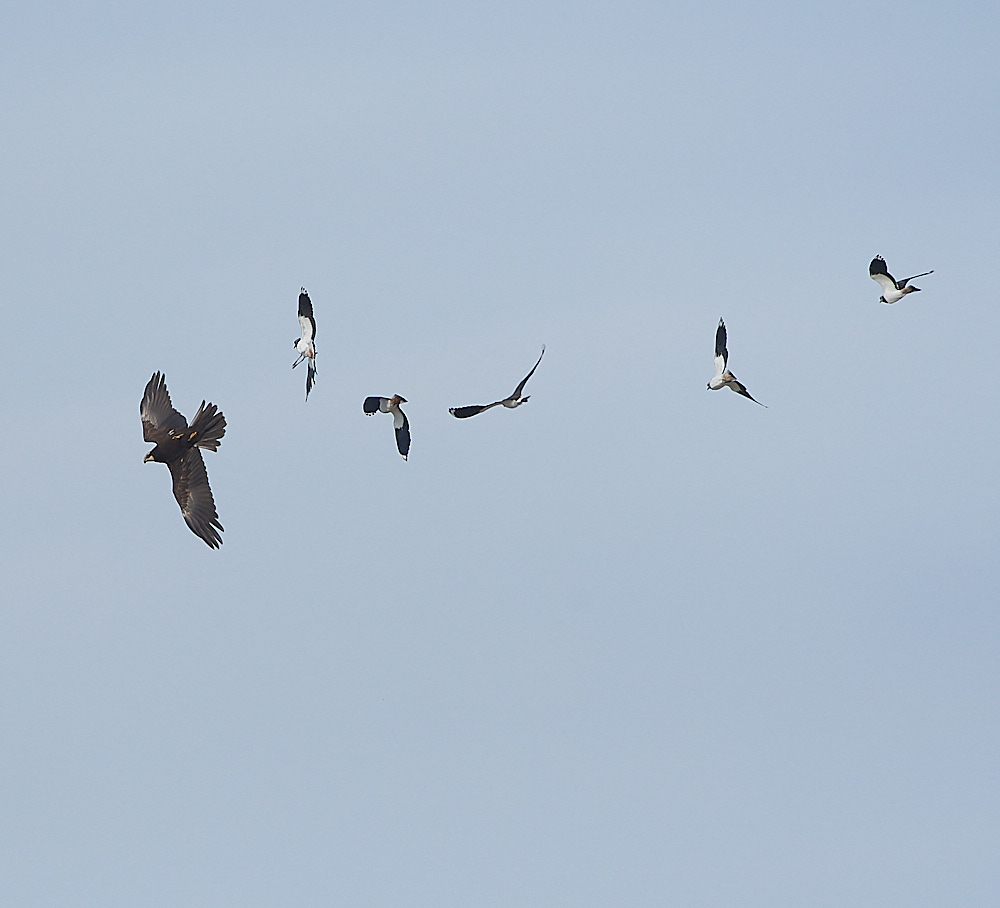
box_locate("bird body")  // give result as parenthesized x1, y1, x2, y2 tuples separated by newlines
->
(449, 346, 545, 419)
(869, 255, 933, 304)
(708, 319, 765, 406)
(292, 287, 317, 399)
(364, 394, 410, 459)
(141, 372, 226, 548)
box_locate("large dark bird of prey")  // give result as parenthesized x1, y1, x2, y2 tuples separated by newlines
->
(449, 345, 546, 419)
(364, 394, 410, 460)
(708, 319, 766, 406)
(869, 255, 933, 304)
(292, 287, 317, 400)
(141, 371, 227, 547)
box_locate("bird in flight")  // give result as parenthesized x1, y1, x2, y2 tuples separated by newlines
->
(364, 394, 410, 460)
(708, 319, 765, 406)
(869, 255, 933, 304)
(449, 346, 546, 419)
(292, 287, 317, 400)
(141, 371, 227, 548)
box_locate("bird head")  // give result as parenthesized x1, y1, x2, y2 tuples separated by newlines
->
(392, 395, 407, 405)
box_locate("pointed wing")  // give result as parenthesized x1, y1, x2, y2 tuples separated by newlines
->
(897, 269, 933, 289)
(727, 375, 766, 407)
(168, 447, 223, 548)
(141, 372, 187, 442)
(394, 409, 410, 460)
(364, 396, 386, 415)
(714, 319, 728, 377)
(510, 345, 545, 400)
(449, 402, 503, 418)
(298, 288, 316, 343)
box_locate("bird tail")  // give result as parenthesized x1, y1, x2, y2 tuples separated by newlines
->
(305, 360, 316, 400)
(188, 401, 227, 451)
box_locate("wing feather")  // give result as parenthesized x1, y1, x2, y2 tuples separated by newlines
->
(298, 289, 316, 342)
(869, 255, 899, 287)
(394, 410, 410, 460)
(141, 372, 187, 442)
(898, 269, 933, 288)
(714, 319, 728, 376)
(168, 448, 223, 548)
(449, 402, 502, 418)
(511, 346, 545, 400)
(728, 376, 766, 407)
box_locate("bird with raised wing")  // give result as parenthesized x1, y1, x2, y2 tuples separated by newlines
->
(869, 255, 933, 304)
(364, 394, 410, 460)
(708, 319, 765, 406)
(292, 287, 317, 400)
(141, 371, 227, 547)
(449, 345, 545, 419)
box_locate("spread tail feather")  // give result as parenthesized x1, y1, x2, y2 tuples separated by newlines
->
(188, 401, 227, 451)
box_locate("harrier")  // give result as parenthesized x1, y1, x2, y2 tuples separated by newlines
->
(141, 371, 226, 547)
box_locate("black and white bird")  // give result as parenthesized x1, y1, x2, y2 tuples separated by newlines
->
(292, 287, 317, 400)
(364, 394, 410, 460)
(449, 346, 545, 419)
(708, 319, 765, 406)
(869, 255, 933, 304)
(141, 371, 226, 548)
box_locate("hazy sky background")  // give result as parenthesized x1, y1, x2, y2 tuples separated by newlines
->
(2, 1, 999, 904)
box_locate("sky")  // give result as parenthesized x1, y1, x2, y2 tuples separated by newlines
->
(1, 0, 999, 903)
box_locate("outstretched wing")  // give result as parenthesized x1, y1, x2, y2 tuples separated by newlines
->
(714, 319, 728, 377)
(869, 255, 898, 291)
(364, 396, 386, 415)
(449, 402, 502, 418)
(728, 375, 766, 407)
(298, 288, 316, 343)
(168, 448, 223, 548)
(394, 409, 410, 460)
(898, 269, 934, 289)
(510, 345, 546, 400)
(141, 372, 187, 442)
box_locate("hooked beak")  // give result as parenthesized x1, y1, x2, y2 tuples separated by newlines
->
(144, 452, 154, 462)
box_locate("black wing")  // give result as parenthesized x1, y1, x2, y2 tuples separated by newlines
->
(898, 268, 934, 288)
(729, 376, 766, 407)
(141, 372, 187, 442)
(298, 288, 316, 342)
(395, 410, 410, 460)
(869, 255, 897, 285)
(364, 396, 384, 415)
(449, 403, 501, 418)
(510, 346, 545, 400)
(168, 447, 223, 548)
(715, 319, 728, 370)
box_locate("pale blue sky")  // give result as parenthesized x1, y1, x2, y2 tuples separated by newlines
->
(2, 1, 999, 904)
